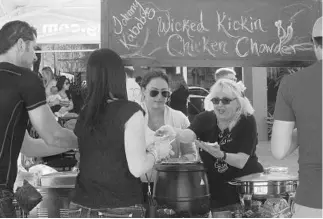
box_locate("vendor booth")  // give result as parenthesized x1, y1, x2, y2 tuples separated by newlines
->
(101, 0, 321, 217)
(102, 0, 321, 142)
(6, 0, 322, 217)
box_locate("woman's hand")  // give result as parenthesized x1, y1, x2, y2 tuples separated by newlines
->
(48, 98, 60, 107)
(153, 140, 175, 161)
(195, 140, 224, 159)
(53, 99, 60, 106)
(155, 125, 177, 139)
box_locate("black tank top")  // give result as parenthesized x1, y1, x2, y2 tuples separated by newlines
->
(72, 100, 145, 208)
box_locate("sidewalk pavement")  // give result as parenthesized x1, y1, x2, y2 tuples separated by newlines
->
(256, 141, 299, 176)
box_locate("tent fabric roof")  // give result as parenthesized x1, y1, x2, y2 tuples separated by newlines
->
(0, 0, 100, 44)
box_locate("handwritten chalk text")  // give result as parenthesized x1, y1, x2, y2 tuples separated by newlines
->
(157, 11, 209, 37)
(112, 1, 313, 59)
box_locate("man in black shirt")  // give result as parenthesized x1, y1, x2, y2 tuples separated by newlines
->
(0, 20, 78, 217)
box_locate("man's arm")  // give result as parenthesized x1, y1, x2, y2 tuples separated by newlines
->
(21, 131, 70, 157)
(271, 76, 297, 160)
(28, 104, 78, 149)
(19, 70, 77, 150)
(271, 120, 298, 160)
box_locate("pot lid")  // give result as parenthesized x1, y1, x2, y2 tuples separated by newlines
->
(41, 171, 78, 178)
(160, 160, 200, 164)
(155, 162, 206, 172)
(234, 172, 298, 182)
(40, 171, 77, 187)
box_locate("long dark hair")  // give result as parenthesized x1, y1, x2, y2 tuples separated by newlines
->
(82, 48, 127, 130)
(56, 76, 71, 99)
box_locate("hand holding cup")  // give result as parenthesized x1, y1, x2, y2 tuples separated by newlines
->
(153, 138, 175, 162)
(155, 125, 177, 140)
(195, 140, 223, 158)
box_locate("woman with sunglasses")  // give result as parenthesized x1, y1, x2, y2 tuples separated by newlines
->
(156, 78, 263, 209)
(48, 75, 75, 117)
(139, 71, 197, 203)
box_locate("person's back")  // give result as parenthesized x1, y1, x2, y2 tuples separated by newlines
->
(0, 63, 46, 190)
(72, 100, 144, 208)
(276, 61, 322, 209)
(69, 48, 173, 218)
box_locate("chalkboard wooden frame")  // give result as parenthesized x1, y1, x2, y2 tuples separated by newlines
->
(102, 0, 322, 67)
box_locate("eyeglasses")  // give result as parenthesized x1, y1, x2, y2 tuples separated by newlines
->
(149, 90, 170, 98)
(211, 97, 236, 105)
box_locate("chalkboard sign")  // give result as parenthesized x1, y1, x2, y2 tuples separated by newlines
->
(102, 0, 322, 67)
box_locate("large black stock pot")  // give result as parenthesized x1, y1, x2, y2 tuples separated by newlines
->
(153, 162, 211, 216)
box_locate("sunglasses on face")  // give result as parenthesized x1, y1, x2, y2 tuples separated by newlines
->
(149, 90, 171, 98)
(211, 97, 236, 105)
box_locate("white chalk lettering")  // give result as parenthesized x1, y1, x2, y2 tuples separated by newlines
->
(118, 34, 138, 49)
(113, 0, 157, 51)
(166, 34, 228, 57)
(120, 0, 143, 26)
(202, 36, 216, 57)
(113, 16, 123, 35)
(157, 11, 209, 37)
(112, 1, 312, 60)
(217, 11, 267, 38)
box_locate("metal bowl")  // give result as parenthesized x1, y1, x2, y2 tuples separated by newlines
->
(229, 180, 298, 199)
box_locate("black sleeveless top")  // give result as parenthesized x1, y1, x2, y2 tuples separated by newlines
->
(72, 100, 145, 208)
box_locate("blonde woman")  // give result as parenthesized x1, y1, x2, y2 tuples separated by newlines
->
(156, 79, 263, 208)
(41, 66, 56, 97)
(204, 68, 237, 111)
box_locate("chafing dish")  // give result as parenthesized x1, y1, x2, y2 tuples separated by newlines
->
(229, 170, 298, 199)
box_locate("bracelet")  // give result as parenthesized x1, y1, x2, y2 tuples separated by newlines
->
(221, 151, 227, 162)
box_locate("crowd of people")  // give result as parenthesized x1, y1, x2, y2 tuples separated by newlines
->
(0, 17, 321, 218)
(40, 67, 77, 118)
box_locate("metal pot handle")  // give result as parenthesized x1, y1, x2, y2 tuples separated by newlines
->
(287, 192, 296, 211)
(228, 181, 240, 186)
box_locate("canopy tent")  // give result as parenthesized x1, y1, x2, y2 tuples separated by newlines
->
(0, 0, 100, 44)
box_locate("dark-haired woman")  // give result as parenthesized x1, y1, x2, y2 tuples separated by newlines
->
(69, 49, 173, 218)
(51, 76, 74, 117)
